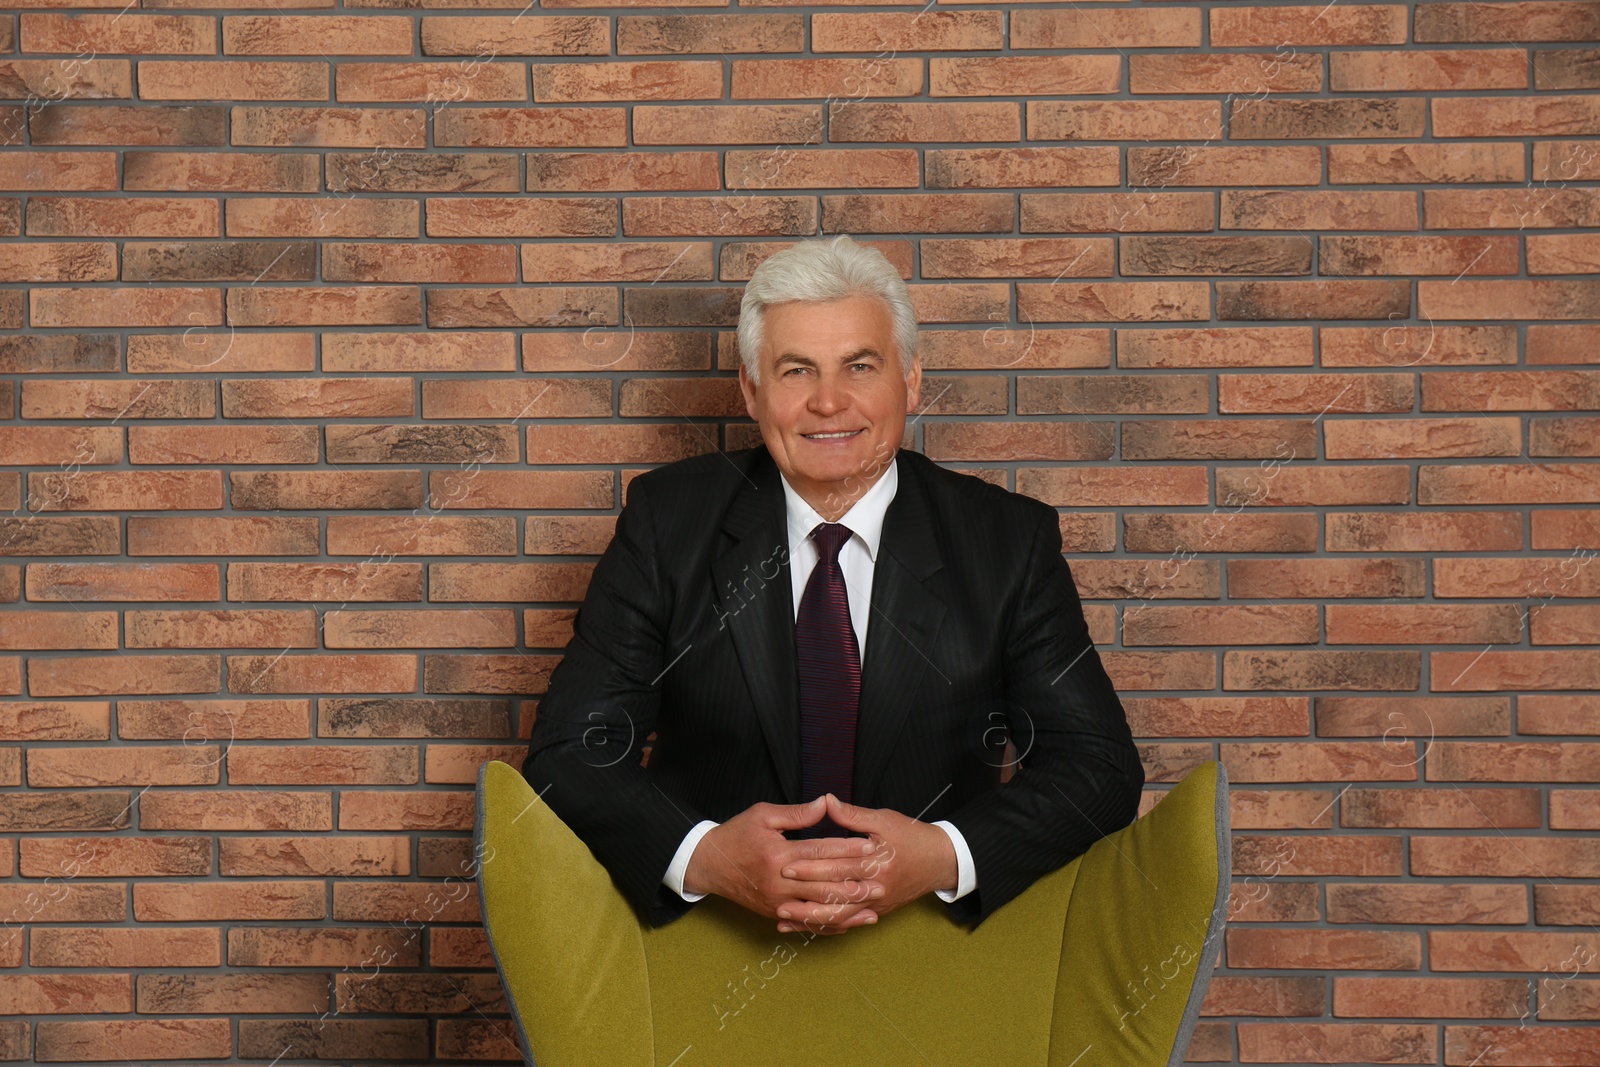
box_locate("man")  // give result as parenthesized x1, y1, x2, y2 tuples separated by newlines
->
(523, 235, 1144, 935)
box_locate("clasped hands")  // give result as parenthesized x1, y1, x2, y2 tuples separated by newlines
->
(682, 794, 958, 936)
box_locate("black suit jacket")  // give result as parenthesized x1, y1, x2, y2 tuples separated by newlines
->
(522, 443, 1144, 929)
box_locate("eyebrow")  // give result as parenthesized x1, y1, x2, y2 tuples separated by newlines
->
(774, 346, 884, 367)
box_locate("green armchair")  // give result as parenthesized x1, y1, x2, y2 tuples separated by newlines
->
(473, 758, 1230, 1066)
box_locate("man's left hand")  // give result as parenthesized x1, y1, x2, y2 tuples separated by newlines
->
(773, 793, 958, 934)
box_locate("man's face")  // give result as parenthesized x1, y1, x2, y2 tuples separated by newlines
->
(739, 293, 922, 519)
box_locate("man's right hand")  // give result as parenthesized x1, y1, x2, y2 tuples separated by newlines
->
(683, 796, 884, 936)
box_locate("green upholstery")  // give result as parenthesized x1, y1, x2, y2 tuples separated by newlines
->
(474, 759, 1230, 1066)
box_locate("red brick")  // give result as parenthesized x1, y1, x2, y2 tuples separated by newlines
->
(1321, 324, 1516, 367)
(1028, 100, 1222, 142)
(1446, 1025, 1600, 1065)
(640, 104, 823, 148)
(225, 654, 417, 694)
(1129, 146, 1321, 187)
(127, 516, 320, 556)
(1211, 4, 1407, 45)
(814, 11, 1003, 52)
(1318, 883, 1529, 927)
(829, 101, 1021, 144)
(35, 1018, 231, 1061)
(338, 789, 474, 831)
(136, 972, 330, 1014)
(1118, 326, 1314, 368)
(1520, 694, 1600, 734)
(1331, 48, 1528, 90)
(227, 562, 424, 602)
(734, 58, 922, 99)
(227, 926, 420, 967)
(134, 881, 324, 921)
(1436, 94, 1600, 137)
(1023, 191, 1214, 233)
(220, 836, 411, 877)
(0, 974, 132, 1016)
(27, 654, 220, 698)
(726, 147, 912, 190)
(140, 789, 330, 831)
(1322, 234, 1519, 276)
(27, 927, 209, 967)
(1330, 142, 1525, 184)
(1215, 466, 1412, 507)
(1012, 8, 1201, 48)
(1413, 837, 1600, 878)
(1231, 98, 1427, 139)
(527, 151, 720, 192)
(1238, 1022, 1433, 1063)
(25, 13, 212, 53)
(1218, 280, 1411, 321)
(1416, 2, 1600, 42)
(1430, 931, 1600, 972)
(1019, 281, 1209, 322)
(823, 192, 1013, 233)
(28, 745, 222, 787)
(433, 106, 625, 148)
(229, 744, 418, 785)
(1341, 787, 1540, 828)
(1223, 742, 1422, 782)
(932, 55, 1120, 96)
(1331, 979, 1529, 1023)
(20, 836, 212, 878)
(420, 16, 610, 55)
(623, 194, 816, 236)
(26, 563, 220, 603)
(1131, 52, 1322, 94)
(928, 146, 1113, 189)
(533, 59, 722, 102)
(1227, 928, 1422, 970)
(616, 13, 803, 55)
(1425, 187, 1600, 229)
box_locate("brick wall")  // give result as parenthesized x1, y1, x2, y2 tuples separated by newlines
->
(2, 0, 1599, 1063)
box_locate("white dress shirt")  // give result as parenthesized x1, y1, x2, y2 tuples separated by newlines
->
(661, 457, 979, 906)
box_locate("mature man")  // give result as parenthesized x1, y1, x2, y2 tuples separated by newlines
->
(523, 235, 1144, 935)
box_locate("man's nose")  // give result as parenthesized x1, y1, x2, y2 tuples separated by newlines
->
(808, 372, 848, 412)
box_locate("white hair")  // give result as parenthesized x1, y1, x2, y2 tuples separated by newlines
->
(737, 235, 919, 387)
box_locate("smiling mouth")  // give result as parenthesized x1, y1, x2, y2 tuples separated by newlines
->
(802, 429, 864, 440)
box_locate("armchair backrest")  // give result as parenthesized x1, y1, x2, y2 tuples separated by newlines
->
(475, 758, 1229, 1066)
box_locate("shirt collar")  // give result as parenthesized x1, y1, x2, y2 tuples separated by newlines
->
(779, 452, 899, 563)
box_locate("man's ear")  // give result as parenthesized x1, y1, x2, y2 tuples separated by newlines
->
(737, 362, 759, 421)
(903, 353, 922, 413)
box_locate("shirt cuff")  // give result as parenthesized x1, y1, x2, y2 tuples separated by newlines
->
(663, 819, 719, 902)
(931, 819, 977, 902)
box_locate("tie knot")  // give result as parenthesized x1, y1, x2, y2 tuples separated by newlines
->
(810, 522, 852, 565)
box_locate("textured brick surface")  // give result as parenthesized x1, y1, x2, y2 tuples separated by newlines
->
(1, 1, 1598, 1064)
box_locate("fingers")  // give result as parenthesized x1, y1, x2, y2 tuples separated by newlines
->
(824, 792, 876, 828)
(765, 795, 827, 830)
(779, 909, 876, 935)
(777, 898, 879, 935)
(775, 880, 882, 923)
(781, 856, 882, 883)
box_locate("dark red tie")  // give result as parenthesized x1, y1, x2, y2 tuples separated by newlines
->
(795, 522, 862, 840)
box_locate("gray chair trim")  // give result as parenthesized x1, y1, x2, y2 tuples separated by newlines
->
(474, 760, 540, 1067)
(1165, 759, 1232, 1067)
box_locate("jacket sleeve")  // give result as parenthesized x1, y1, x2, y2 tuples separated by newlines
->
(521, 474, 707, 927)
(939, 500, 1146, 929)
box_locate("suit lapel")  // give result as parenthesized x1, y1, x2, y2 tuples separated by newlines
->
(710, 447, 802, 802)
(710, 445, 948, 808)
(853, 450, 947, 808)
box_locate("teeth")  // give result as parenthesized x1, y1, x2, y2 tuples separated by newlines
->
(806, 431, 858, 438)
